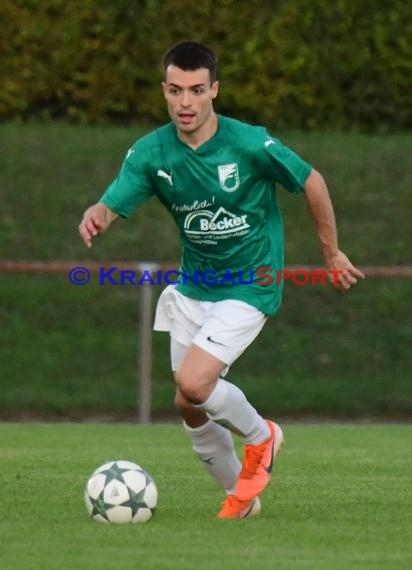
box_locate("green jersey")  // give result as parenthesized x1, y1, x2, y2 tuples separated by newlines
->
(101, 115, 312, 315)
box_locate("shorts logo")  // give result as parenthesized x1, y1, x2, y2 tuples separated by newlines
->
(217, 163, 240, 192)
(183, 206, 250, 238)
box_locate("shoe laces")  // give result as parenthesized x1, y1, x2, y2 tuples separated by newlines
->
(240, 442, 265, 479)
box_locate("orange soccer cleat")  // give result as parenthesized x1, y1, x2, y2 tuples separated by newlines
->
(217, 495, 261, 519)
(235, 421, 284, 502)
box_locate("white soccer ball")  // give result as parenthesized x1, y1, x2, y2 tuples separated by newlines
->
(84, 460, 158, 523)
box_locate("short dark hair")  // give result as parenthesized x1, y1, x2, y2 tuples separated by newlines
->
(162, 41, 218, 83)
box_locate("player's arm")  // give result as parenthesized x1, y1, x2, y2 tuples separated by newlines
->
(79, 202, 118, 248)
(303, 169, 365, 290)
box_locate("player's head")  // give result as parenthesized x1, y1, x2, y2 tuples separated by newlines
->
(162, 41, 218, 84)
(161, 42, 219, 137)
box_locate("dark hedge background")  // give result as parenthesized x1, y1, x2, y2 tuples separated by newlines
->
(1, 0, 411, 129)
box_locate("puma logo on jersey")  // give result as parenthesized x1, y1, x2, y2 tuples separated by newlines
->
(264, 139, 276, 148)
(157, 169, 173, 186)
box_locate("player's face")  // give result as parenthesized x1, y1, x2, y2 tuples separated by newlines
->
(162, 65, 219, 140)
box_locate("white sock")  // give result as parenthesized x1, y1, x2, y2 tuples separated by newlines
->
(183, 420, 241, 495)
(197, 378, 270, 445)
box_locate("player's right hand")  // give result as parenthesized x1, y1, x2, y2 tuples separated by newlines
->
(79, 203, 111, 248)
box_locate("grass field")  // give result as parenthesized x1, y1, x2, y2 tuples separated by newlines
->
(1, 422, 410, 570)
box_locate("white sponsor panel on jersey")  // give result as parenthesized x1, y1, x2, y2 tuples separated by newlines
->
(183, 206, 250, 240)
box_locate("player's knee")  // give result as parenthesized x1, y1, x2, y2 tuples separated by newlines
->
(174, 389, 190, 412)
(174, 370, 203, 404)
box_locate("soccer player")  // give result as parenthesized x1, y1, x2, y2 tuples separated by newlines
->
(79, 41, 364, 519)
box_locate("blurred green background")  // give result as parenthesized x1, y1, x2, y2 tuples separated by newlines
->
(1, 0, 411, 129)
(1, 0, 411, 419)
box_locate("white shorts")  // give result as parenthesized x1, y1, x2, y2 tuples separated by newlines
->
(153, 285, 267, 371)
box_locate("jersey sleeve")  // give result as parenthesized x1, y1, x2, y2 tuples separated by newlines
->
(100, 146, 155, 218)
(255, 132, 312, 194)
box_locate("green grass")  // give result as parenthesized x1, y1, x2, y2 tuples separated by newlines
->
(0, 123, 411, 418)
(0, 423, 410, 570)
(0, 273, 410, 418)
(1, 123, 411, 264)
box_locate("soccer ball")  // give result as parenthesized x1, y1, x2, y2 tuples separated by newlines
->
(84, 460, 158, 523)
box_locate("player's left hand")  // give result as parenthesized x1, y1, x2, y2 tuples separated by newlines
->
(325, 250, 365, 291)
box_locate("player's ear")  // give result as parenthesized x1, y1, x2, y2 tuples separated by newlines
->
(161, 82, 167, 98)
(211, 80, 219, 99)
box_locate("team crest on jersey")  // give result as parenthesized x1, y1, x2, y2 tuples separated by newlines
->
(217, 163, 240, 192)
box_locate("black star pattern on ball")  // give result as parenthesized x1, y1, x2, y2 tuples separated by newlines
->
(88, 463, 154, 521)
(123, 487, 149, 517)
(99, 462, 131, 484)
(89, 490, 109, 521)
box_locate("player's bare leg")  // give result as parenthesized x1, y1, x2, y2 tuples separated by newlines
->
(175, 344, 269, 443)
(175, 345, 275, 517)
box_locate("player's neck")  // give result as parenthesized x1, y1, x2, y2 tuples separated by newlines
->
(177, 112, 218, 150)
